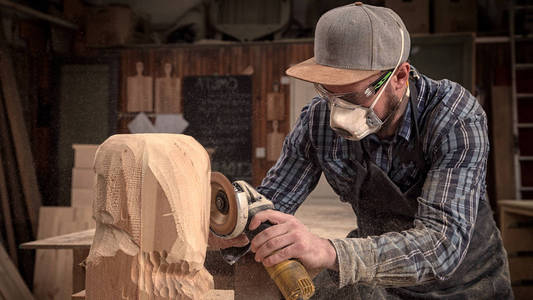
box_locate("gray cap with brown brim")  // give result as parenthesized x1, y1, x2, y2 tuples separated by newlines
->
(286, 2, 410, 86)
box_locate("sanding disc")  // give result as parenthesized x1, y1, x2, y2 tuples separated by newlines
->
(210, 172, 238, 236)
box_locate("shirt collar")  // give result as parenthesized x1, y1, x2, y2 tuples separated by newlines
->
(396, 67, 423, 143)
(397, 97, 412, 142)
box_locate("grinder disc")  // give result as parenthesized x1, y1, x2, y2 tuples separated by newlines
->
(210, 172, 238, 236)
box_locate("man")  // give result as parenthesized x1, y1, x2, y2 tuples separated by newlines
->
(212, 3, 512, 299)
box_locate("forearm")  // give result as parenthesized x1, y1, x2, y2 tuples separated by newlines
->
(330, 228, 444, 288)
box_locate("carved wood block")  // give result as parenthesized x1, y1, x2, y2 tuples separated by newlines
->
(86, 134, 214, 299)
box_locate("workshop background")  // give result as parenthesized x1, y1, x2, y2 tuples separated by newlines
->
(0, 0, 532, 299)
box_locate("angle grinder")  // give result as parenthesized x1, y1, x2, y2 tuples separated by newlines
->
(210, 172, 315, 300)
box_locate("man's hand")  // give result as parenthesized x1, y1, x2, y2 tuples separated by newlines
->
(208, 231, 249, 249)
(249, 210, 337, 271)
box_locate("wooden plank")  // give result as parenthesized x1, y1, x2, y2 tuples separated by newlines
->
(70, 188, 94, 208)
(500, 200, 533, 216)
(0, 25, 41, 235)
(509, 256, 533, 281)
(0, 152, 17, 263)
(72, 289, 85, 300)
(33, 207, 94, 300)
(20, 228, 94, 249)
(0, 244, 33, 300)
(0, 79, 34, 284)
(491, 86, 516, 200)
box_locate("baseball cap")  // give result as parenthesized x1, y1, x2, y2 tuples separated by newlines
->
(286, 2, 411, 86)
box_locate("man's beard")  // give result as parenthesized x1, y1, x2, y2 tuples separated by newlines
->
(379, 93, 405, 134)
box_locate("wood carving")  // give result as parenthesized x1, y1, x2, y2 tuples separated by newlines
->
(266, 120, 284, 162)
(127, 61, 153, 112)
(155, 63, 182, 113)
(86, 134, 213, 299)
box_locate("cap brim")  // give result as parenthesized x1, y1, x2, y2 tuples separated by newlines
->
(286, 57, 380, 86)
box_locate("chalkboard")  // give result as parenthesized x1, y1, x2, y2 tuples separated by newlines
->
(182, 75, 252, 182)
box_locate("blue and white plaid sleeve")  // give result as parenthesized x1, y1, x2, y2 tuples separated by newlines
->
(257, 101, 322, 214)
(330, 83, 490, 287)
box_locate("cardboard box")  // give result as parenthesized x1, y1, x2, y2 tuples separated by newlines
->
(85, 5, 135, 46)
(71, 188, 95, 207)
(72, 144, 98, 169)
(434, 0, 477, 33)
(72, 168, 96, 189)
(385, 0, 429, 34)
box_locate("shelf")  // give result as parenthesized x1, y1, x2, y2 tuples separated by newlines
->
(118, 112, 157, 119)
(514, 5, 533, 11)
(517, 93, 533, 99)
(519, 156, 533, 161)
(516, 64, 533, 70)
(515, 34, 533, 41)
(475, 36, 510, 44)
(517, 123, 533, 128)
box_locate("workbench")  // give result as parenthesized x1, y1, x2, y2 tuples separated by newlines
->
(499, 200, 533, 300)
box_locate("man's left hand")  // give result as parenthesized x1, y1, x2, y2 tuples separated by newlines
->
(249, 209, 337, 271)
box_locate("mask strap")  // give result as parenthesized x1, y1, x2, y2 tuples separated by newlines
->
(369, 24, 405, 111)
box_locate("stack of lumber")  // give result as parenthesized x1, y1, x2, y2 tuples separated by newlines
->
(33, 207, 94, 300)
(32, 143, 97, 299)
(70, 144, 98, 207)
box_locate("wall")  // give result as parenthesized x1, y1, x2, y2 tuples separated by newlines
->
(118, 41, 314, 185)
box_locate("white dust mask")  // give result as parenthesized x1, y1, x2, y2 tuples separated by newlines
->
(329, 96, 387, 141)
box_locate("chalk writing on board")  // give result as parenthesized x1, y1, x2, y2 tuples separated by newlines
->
(182, 75, 252, 182)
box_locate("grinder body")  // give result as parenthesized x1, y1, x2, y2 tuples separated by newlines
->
(210, 173, 315, 300)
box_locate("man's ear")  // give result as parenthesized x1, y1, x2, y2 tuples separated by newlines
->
(392, 62, 410, 92)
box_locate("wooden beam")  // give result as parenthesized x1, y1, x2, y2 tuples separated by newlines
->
(491, 86, 516, 200)
(0, 0, 78, 30)
(0, 154, 17, 264)
(0, 24, 42, 235)
(20, 228, 94, 250)
(0, 244, 33, 300)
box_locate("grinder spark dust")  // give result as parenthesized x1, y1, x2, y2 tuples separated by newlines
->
(210, 172, 315, 300)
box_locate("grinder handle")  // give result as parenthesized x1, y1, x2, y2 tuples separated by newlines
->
(248, 220, 315, 300)
(218, 221, 274, 265)
(246, 220, 274, 241)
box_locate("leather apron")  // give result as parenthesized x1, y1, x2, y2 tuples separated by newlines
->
(312, 80, 513, 300)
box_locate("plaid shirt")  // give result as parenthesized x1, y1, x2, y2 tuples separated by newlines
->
(257, 70, 489, 287)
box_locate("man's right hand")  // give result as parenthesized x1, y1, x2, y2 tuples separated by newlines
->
(208, 231, 249, 249)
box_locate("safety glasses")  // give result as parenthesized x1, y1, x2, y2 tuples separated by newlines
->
(314, 69, 394, 108)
